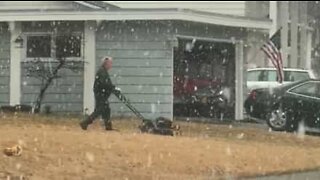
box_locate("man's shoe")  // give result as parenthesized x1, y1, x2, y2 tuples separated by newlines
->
(105, 121, 113, 131)
(79, 121, 88, 130)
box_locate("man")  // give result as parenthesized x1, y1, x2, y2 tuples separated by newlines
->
(80, 56, 119, 131)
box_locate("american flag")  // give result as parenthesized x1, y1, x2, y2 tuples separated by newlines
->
(261, 28, 284, 83)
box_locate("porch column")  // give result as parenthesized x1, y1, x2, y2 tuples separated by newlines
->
(280, 1, 289, 67)
(300, 2, 309, 69)
(290, 1, 299, 68)
(269, 1, 278, 36)
(83, 21, 96, 113)
(9, 21, 22, 106)
(305, 31, 312, 70)
(235, 40, 244, 120)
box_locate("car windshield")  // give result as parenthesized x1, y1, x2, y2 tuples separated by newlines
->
(248, 70, 311, 82)
(284, 71, 310, 81)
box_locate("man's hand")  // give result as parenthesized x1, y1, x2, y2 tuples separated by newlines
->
(113, 87, 121, 96)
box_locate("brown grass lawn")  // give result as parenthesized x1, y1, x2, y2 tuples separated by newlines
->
(1, 113, 320, 180)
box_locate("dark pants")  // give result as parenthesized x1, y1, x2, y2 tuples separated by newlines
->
(85, 95, 111, 128)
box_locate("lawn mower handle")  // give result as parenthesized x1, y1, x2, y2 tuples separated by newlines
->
(113, 90, 145, 121)
(113, 90, 180, 136)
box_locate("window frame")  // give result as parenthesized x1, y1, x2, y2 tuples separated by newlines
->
(26, 34, 52, 58)
(23, 32, 83, 62)
(55, 34, 82, 59)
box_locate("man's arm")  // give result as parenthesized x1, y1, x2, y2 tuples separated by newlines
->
(105, 76, 121, 95)
(97, 71, 116, 94)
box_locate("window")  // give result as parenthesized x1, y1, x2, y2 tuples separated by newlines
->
(26, 35, 51, 58)
(258, 70, 268, 81)
(267, 70, 277, 81)
(56, 35, 81, 58)
(26, 34, 82, 59)
(247, 70, 261, 81)
(289, 82, 320, 98)
(284, 71, 309, 82)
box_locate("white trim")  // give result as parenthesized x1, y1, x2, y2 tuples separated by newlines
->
(170, 39, 178, 120)
(83, 21, 96, 113)
(0, 10, 271, 30)
(248, 68, 312, 72)
(22, 32, 83, 61)
(74, 1, 102, 9)
(235, 40, 244, 120)
(306, 31, 312, 70)
(9, 21, 22, 106)
(171, 45, 174, 120)
(269, 1, 278, 36)
(269, 1, 278, 37)
(176, 35, 235, 43)
(23, 32, 53, 60)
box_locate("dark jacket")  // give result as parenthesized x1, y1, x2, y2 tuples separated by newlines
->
(93, 67, 115, 99)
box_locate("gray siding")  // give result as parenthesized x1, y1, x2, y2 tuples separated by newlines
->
(21, 66, 84, 113)
(0, 22, 10, 106)
(96, 20, 249, 119)
(96, 21, 174, 119)
(20, 22, 84, 113)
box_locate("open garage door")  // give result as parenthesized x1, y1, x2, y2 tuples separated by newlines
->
(173, 37, 235, 120)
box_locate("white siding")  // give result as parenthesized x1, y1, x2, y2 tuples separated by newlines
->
(105, 1, 246, 16)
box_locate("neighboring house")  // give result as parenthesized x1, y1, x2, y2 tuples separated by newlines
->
(0, 1, 272, 120)
(245, 1, 314, 72)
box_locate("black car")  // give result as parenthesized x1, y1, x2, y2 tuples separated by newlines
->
(245, 79, 320, 132)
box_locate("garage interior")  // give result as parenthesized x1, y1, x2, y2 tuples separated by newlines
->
(173, 37, 235, 119)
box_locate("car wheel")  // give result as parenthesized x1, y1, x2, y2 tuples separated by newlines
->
(267, 107, 297, 132)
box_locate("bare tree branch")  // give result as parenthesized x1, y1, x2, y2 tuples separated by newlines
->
(24, 57, 85, 113)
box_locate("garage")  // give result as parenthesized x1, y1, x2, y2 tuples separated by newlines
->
(173, 37, 235, 119)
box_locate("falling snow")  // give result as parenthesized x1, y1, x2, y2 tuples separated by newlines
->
(0, 2, 319, 180)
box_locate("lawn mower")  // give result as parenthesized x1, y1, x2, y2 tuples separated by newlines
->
(113, 90, 181, 136)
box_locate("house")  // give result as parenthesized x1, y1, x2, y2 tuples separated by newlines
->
(0, 1, 272, 120)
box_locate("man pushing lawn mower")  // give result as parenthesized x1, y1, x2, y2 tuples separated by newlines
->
(80, 56, 180, 135)
(80, 56, 119, 131)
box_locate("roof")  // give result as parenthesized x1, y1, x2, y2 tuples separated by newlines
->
(74, 1, 120, 10)
(105, 1, 246, 16)
(0, 1, 120, 12)
(0, 8, 271, 30)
